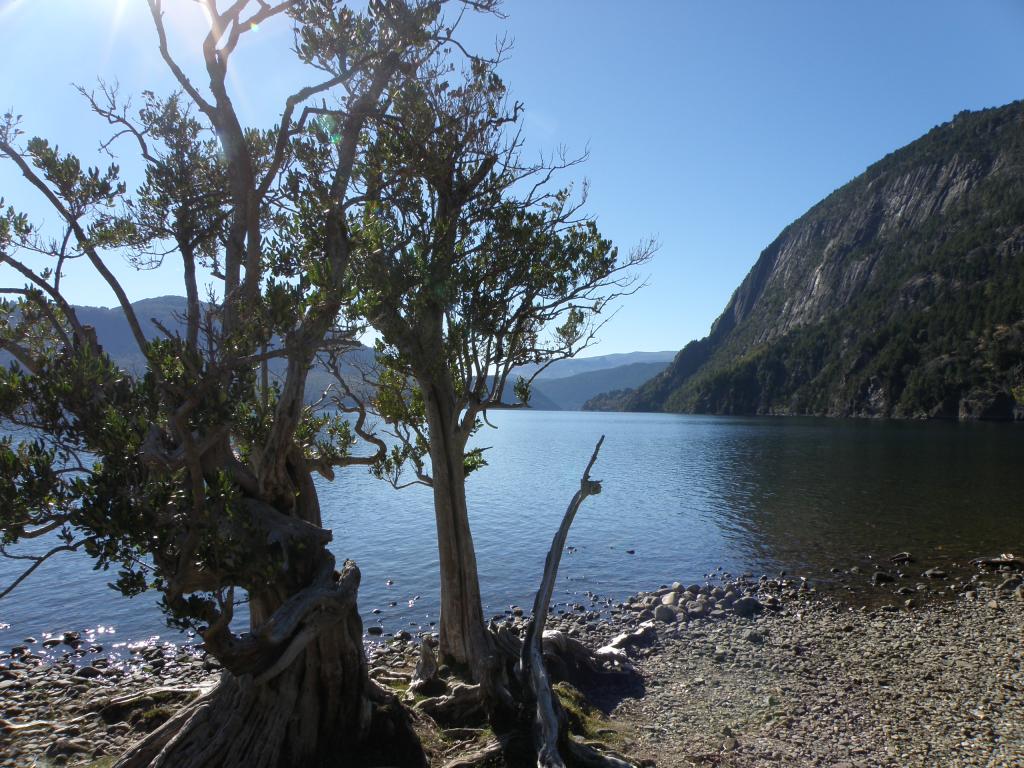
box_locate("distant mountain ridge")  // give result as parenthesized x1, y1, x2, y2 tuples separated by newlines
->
(590, 101, 1024, 420)
(526, 361, 670, 411)
(4, 295, 667, 410)
(514, 351, 675, 381)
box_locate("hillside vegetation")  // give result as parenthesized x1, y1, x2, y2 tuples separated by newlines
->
(593, 101, 1024, 420)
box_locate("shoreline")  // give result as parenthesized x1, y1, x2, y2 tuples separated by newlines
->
(610, 584, 1024, 767)
(2, 566, 1022, 767)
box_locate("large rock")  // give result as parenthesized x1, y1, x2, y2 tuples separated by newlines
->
(742, 629, 764, 644)
(609, 622, 658, 653)
(996, 575, 1022, 592)
(45, 738, 91, 757)
(732, 596, 764, 619)
(686, 601, 708, 620)
(654, 604, 678, 624)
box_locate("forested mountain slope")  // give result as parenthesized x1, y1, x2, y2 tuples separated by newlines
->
(600, 101, 1024, 420)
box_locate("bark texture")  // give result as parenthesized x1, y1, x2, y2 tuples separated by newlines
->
(423, 383, 498, 682)
(518, 436, 633, 768)
(115, 560, 425, 768)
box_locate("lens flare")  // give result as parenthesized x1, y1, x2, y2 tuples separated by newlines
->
(0, 0, 27, 21)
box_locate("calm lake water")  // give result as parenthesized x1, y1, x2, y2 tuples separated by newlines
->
(1, 411, 1022, 649)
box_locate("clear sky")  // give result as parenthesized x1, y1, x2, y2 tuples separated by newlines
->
(1, 0, 1023, 355)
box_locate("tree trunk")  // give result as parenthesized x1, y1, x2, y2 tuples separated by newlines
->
(422, 383, 496, 685)
(115, 559, 425, 768)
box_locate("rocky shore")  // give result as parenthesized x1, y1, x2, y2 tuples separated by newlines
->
(0, 637, 217, 767)
(606, 576, 1024, 768)
(2, 562, 1022, 767)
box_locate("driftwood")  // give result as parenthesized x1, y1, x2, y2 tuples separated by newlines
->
(540, 630, 636, 690)
(407, 437, 639, 766)
(517, 436, 635, 768)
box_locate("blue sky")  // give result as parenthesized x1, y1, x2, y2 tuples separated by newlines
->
(1, 0, 1023, 355)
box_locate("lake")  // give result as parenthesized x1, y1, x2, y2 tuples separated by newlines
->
(1, 410, 1023, 650)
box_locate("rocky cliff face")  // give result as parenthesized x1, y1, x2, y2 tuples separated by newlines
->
(603, 101, 1024, 420)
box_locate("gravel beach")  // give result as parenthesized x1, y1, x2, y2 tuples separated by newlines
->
(2, 571, 1022, 767)
(608, 582, 1024, 768)
(0, 640, 216, 767)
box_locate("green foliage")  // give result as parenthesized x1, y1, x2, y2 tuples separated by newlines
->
(641, 101, 1024, 420)
(512, 376, 531, 406)
(0, 0, 476, 641)
(350, 44, 646, 487)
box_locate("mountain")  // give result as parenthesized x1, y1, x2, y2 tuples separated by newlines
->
(0, 296, 190, 374)
(515, 351, 676, 381)
(6, 295, 663, 410)
(594, 101, 1024, 421)
(1, 296, 375, 401)
(529, 361, 670, 411)
(73, 296, 193, 372)
(506, 382, 561, 411)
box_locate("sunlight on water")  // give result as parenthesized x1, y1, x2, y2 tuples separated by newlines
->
(2, 411, 1023, 647)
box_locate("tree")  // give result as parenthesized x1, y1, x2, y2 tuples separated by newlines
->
(347, 39, 653, 705)
(0, 2, 495, 765)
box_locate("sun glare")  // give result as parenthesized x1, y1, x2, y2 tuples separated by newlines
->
(0, 0, 27, 22)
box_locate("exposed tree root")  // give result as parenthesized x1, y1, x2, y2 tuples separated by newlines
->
(540, 630, 638, 695)
(417, 682, 487, 727)
(115, 662, 424, 768)
(98, 686, 205, 723)
(373, 670, 413, 685)
(113, 559, 425, 768)
(439, 736, 507, 768)
(563, 738, 636, 768)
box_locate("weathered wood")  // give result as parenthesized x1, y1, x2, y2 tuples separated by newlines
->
(540, 629, 636, 689)
(410, 637, 446, 696)
(440, 737, 506, 768)
(519, 436, 635, 768)
(416, 682, 487, 726)
(114, 560, 426, 768)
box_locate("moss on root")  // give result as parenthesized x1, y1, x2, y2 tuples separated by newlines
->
(131, 705, 174, 732)
(554, 681, 633, 751)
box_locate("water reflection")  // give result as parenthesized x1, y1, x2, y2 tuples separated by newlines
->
(1, 411, 1022, 646)
(700, 418, 1024, 578)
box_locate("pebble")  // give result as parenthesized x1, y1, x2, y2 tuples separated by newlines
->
(613, 580, 1024, 768)
(4, 552, 1020, 768)
(0, 642, 212, 766)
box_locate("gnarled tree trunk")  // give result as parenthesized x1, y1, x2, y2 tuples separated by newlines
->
(116, 555, 425, 768)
